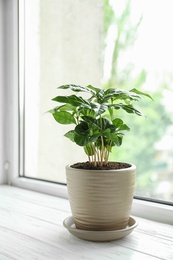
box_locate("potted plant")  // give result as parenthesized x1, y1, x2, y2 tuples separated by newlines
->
(49, 84, 152, 235)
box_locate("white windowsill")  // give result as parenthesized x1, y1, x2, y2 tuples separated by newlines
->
(0, 184, 173, 260)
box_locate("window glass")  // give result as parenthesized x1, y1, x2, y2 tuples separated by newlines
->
(20, 0, 103, 182)
(20, 0, 173, 203)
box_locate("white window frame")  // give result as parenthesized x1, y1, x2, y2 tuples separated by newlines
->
(2, 0, 173, 225)
(0, 0, 5, 184)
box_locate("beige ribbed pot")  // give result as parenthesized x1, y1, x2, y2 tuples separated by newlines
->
(66, 163, 136, 231)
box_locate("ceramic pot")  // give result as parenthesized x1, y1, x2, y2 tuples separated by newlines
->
(66, 163, 136, 231)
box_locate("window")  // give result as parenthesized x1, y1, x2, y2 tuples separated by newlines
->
(18, 0, 173, 205)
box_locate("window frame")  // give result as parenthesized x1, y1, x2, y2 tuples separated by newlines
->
(3, 0, 173, 225)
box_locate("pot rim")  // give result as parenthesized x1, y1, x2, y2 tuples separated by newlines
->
(66, 162, 136, 173)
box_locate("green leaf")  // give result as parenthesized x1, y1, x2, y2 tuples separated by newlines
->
(116, 136, 123, 146)
(89, 133, 101, 142)
(120, 104, 144, 116)
(112, 104, 144, 116)
(130, 88, 153, 100)
(64, 130, 75, 142)
(53, 111, 76, 124)
(79, 102, 108, 118)
(109, 133, 123, 146)
(75, 122, 89, 135)
(103, 88, 140, 102)
(47, 109, 55, 114)
(112, 118, 124, 128)
(48, 104, 76, 114)
(86, 84, 100, 94)
(79, 107, 96, 118)
(81, 116, 99, 128)
(112, 118, 130, 131)
(52, 95, 89, 107)
(119, 124, 130, 131)
(89, 102, 106, 115)
(74, 133, 89, 146)
(110, 134, 119, 143)
(58, 104, 76, 112)
(58, 84, 91, 93)
(99, 118, 115, 132)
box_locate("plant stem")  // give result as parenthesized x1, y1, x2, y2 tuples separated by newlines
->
(93, 145, 97, 166)
(99, 115, 104, 166)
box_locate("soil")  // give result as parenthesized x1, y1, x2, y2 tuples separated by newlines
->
(71, 161, 131, 170)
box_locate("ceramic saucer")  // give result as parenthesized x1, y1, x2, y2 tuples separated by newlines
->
(63, 216, 138, 242)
